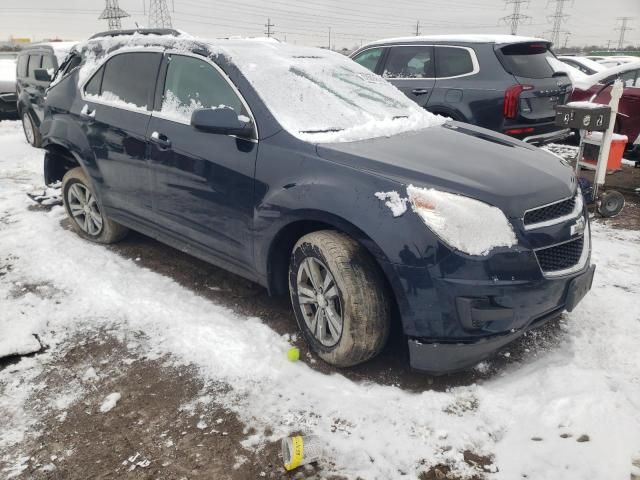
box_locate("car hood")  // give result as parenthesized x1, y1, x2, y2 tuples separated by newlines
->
(315, 122, 576, 218)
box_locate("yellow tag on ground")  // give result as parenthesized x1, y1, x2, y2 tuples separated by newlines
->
(287, 347, 300, 362)
(284, 436, 304, 471)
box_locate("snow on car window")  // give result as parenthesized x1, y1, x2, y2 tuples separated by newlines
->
(223, 42, 443, 142)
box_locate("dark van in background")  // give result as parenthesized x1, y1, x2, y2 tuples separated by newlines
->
(16, 42, 75, 147)
(351, 35, 573, 145)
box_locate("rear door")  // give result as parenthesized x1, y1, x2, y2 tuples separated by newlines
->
(496, 42, 572, 123)
(379, 45, 435, 107)
(79, 51, 162, 218)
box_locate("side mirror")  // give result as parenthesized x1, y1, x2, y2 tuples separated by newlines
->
(191, 108, 253, 137)
(34, 68, 52, 83)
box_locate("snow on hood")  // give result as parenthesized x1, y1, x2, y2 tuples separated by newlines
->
(73, 34, 444, 143)
(573, 60, 640, 91)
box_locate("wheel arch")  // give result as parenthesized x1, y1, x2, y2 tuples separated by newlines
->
(43, 142, 84, 185)
(264, 211, 400, 321)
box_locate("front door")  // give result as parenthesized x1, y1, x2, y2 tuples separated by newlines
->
(147, 53, 258, 273)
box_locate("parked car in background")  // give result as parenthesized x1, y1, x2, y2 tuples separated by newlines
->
(350, 35, 573, 145)
(0, 58, 18, 119)
(40, 34, 594, 373)
(597, 56, 639, 69)
(571, 61, 640, 158)
(558, 56, 606, 75)
(16, 42, 75, 146)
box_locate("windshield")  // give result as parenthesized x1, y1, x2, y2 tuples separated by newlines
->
(223, 42, 442, 143)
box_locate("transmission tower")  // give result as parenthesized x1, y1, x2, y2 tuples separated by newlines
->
(545, 0, 571, 47)
(265, 18, 275, 38)
(148, 0, 172, 28)
(99, 0, 130, 30)
(501, 0, 531, 35)
(615, 17, 635, 49)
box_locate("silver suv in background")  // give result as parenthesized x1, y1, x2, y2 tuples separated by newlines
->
(351, 35, 573, 145)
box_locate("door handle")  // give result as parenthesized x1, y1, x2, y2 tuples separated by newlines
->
(150, 131, 171, 149)
(411, 88, 430, 95)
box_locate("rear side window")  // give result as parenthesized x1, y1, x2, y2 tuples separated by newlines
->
(97, 52, 162, 108)
(435, 47, 475, 78)
(27, 55, 42, 78)
(383, 46, 434, 78)
(352, 48, 383, 73)
(497, 43, 555, 79)
(17, 55, 28, 77)
(160, 55, 246, 121)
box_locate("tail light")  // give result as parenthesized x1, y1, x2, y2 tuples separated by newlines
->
(503, 84, 533, 119)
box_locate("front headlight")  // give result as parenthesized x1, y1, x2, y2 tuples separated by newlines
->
(407, 185, 517, 256)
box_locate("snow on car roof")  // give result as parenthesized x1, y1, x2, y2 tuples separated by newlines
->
(77, 33, 444, 143)
(573, 60, 640, 91)
(363, 34, 549, 47)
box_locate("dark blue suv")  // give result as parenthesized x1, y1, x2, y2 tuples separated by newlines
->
(351, 35, 573, 145)
(40, 34, 594, 373)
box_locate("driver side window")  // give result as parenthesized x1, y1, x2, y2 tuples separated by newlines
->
(160, 55, 247, 122)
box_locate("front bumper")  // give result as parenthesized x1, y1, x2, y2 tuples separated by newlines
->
(407, 264, 595, 374)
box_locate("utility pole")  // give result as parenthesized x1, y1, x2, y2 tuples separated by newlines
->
(615, 17, 635, 50)
(414, 20, 421, 36)
(98, 0, 130, 31)
(148, 0, 172, 28)
(501, 0, 531, 35)
(546, 0, 571, 47)
(264, 18, 275, 38)
(563, 32, 571, 49)
(328, 26, 331, 50)
(606, 39, 612, 51)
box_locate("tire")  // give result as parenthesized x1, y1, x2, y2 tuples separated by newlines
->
(288, 230, 390, 367)
(22, 111, 41, 148)
(62, 167, 128, 244)
(597, 190, 625, 218)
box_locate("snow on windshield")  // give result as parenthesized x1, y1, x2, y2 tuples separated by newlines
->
(223, 42, 444, 143)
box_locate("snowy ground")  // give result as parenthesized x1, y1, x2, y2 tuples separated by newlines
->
(1, 119, 640, 479)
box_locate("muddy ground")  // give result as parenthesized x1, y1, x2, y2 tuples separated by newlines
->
(1, 162, 638, 479)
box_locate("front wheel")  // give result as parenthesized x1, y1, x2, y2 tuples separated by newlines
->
(289, 230, 390, 367)
(62, 167, 129, 243)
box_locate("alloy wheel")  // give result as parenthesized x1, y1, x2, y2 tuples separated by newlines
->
(67, 183, 103, 236)
(296, 257, 343, 347)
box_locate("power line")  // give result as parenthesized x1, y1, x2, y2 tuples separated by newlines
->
(265, 17, 275, 38)
(615, 17, 635, 49)
(545, 0, 571, 47)
(98, 0, 130, 31)
(501, 0, 531, 35)
(148, 0, 172, 28)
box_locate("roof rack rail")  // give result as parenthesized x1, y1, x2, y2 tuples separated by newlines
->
(89, 28, 181, 39)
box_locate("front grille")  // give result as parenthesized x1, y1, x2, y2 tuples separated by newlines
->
(536, 236, 584, 273)
(524, 196, 576, 226)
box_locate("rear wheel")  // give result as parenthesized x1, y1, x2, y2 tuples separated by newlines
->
(62, 167, 128, 243)
(22, 111, 41, 147)
(288, 230, 390, 367)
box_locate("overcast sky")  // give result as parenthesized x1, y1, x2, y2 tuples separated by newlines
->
(1, 0, 638, 49)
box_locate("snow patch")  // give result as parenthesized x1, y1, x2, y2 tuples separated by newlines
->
(99, 392, 121, 413)
(374, 191, 408, 217)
